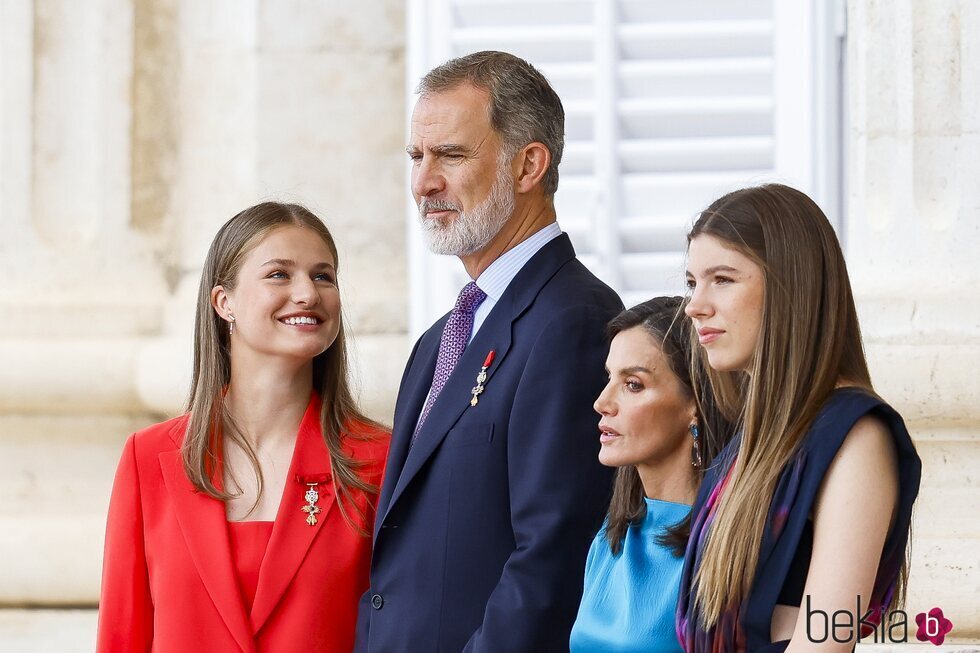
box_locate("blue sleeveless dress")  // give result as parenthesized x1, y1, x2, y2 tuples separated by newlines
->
(675, 388, 922, 652)
(570, 498, 691, 652)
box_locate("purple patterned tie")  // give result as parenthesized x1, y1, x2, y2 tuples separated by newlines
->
(413, 281, 487, 443)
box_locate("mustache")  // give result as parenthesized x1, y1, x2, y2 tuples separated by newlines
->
(419, 197, 461, 216)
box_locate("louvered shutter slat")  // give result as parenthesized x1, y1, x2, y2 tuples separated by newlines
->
(619, 58, 772, 98)
(618, 0, 771, 22)
(453, 0, 593, 28)
(619, 137, 773, 173)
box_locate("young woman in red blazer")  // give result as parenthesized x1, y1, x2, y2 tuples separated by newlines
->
(97, 202, 389, 653)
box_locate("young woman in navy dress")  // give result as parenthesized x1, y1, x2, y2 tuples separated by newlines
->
(677, 184, 921, 652)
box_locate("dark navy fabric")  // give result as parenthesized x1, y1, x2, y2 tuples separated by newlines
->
(677, 387, 922, 652)
(355, 234, 623, 653)
(776, 519, 812, 607)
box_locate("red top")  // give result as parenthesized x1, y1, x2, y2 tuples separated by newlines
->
(227, 521, 275, 612)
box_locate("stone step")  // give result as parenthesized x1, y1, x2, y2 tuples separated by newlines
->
(0, 414, 152, 514)
(0, 414, 148, 604)
(0, 610, 97, 653)
(0, 516, 106, 604)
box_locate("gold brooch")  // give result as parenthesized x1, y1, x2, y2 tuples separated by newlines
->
(301, 485, 320, 525)
(296, 474, 329, 526)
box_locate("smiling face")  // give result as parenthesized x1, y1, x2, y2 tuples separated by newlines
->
(212, 225, 341, 364)
(407, 83, 516, 256)
(684, 234, 766, 373)
(594, 327, 695, 471)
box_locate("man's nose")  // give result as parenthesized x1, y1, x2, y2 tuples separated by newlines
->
(412, 158, 445, 200)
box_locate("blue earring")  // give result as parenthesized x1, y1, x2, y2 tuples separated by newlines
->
(690, 424, 702, 468)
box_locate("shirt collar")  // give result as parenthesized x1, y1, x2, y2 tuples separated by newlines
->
(475, 222, 563, 301)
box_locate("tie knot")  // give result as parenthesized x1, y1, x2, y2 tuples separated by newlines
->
(455, 281, 487, 314)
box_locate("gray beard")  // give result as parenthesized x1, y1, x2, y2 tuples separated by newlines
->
(418, 163, 517, 256)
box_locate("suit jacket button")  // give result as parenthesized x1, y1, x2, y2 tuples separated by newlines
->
(371, 593, 384, 610)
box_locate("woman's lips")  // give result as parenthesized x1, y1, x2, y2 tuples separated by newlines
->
(598, 428, 620, 444)
(698, 328, 724, 344)
(279, 321, 322, 332)
(278, 315, 324, 332)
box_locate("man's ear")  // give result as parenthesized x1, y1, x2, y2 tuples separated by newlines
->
(211, 285, 233, 321)
(514, 142, 551, 194)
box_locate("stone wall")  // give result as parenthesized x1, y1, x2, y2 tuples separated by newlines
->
(0, 0, 408, 623)
(848, 0, 980, 641)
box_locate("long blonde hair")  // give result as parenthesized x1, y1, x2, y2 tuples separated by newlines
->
(687, 184, 898, 626)
(183, 202, 383, 530)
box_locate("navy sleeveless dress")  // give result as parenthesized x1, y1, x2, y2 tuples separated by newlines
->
(675, 388, 922, 652)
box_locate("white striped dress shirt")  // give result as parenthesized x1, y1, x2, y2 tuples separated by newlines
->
(469, 222, 563, 342)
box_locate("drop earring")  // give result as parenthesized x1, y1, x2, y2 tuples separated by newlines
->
(690, 423, 702, 468)
(228, 314, 235, 335)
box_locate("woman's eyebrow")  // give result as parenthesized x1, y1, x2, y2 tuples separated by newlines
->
(261, 259, 335, 270)
(686, 264, 740, 276)
(618, 365, 653, 375)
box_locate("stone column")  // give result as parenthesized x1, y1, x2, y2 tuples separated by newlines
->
(134, 0, 262, 411)
(848, 0, 980, 639)
(0, 0, 168, 606)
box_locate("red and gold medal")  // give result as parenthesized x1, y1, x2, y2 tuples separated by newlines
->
(470, 350, 496, 407)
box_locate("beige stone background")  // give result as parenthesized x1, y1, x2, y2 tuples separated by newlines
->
(0, 0, 977, 651)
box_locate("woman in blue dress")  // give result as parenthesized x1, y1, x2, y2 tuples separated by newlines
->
(570, 296, 735, 652)
(677, 184, 921, 652)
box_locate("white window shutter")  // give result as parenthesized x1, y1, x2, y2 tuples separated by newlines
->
(407, 0, 844, 334)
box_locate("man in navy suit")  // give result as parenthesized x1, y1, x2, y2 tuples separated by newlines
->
(355, 50, 623, 653)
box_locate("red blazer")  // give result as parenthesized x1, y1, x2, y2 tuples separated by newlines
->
(96, 396, 389, 653)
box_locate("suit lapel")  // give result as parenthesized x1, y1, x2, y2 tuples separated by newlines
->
(160, 450, 256, 653)
(249, 396, 335, 634)
(374, 332, 440, 540)
(384, 307, 513, 519)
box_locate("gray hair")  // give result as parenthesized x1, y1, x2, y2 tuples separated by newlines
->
(417, 50, 565, 197)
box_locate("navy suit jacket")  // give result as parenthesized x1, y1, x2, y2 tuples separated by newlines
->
(355, 234, 623, 652)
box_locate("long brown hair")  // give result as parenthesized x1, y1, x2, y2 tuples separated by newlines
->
(687, 184, 899, 626)
(603, 296, 734, 557)
(183, 202, 384, 529)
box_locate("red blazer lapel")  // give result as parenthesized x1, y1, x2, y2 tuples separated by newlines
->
(159, 450, 256, 653)
(249, 396, 336, 634)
